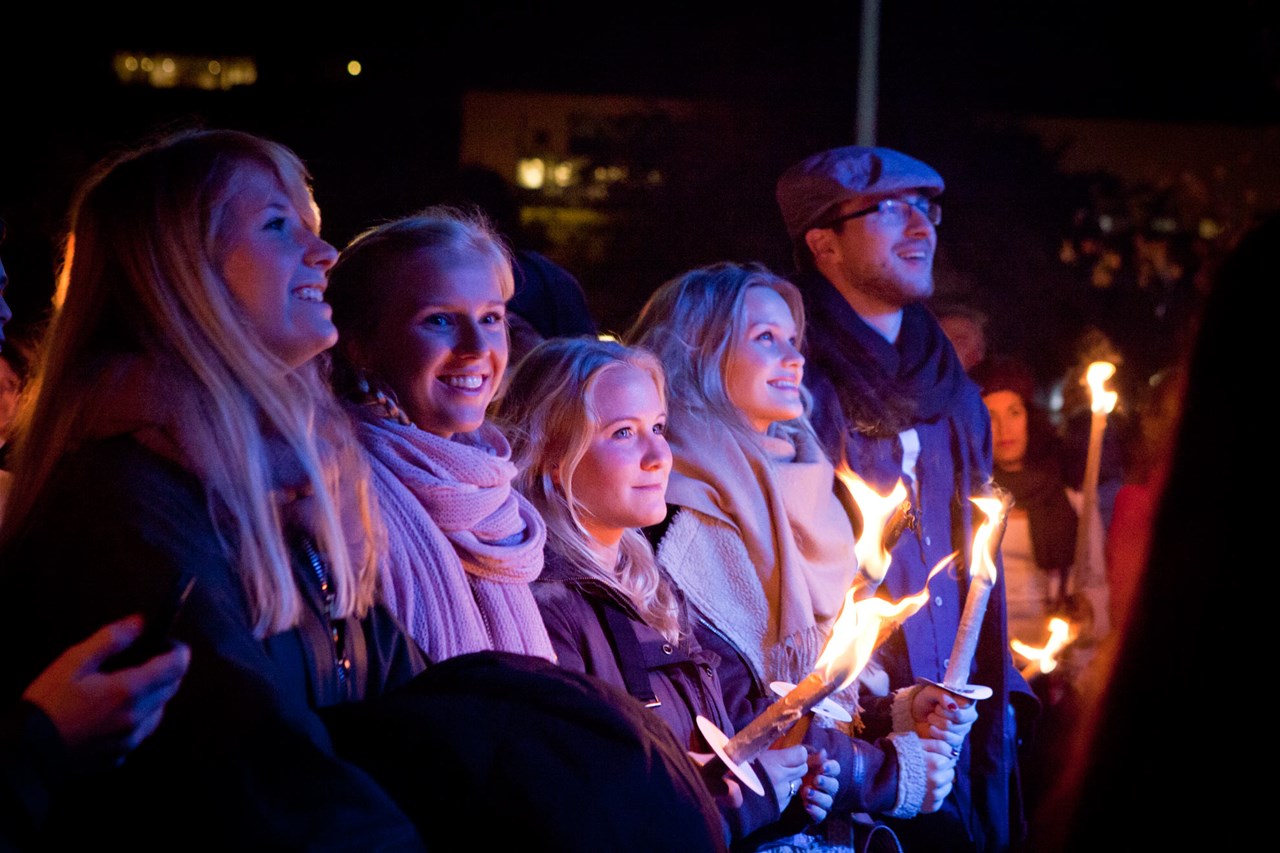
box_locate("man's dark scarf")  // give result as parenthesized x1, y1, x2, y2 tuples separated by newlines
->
(799, 271, 972, 439)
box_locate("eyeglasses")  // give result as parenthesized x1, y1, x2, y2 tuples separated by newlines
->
(820, 197, 942, 229)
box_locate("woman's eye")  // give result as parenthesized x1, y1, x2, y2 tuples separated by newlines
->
(422, 314, 451, 328)
(756, 330, 774, 342)
(264, 216, 287, 232)
(652, 422, 666, 436)
(612, 426, 634, 439)
(481, 311, 506, 325)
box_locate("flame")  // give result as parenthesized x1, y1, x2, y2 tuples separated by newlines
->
(814, 554, 955, 692)
(835, 467, 908, 588)
(1085, 361, 1118, 415)
(1011, 617, 1074, 675)
(968, 495, 1008, 587)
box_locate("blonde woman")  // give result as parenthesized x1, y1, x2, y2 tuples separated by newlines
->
(325, 208, 553, 664)
(0, 129, 425, 849)
(498, 336, 845, 849)
(628, 261, 960, 830)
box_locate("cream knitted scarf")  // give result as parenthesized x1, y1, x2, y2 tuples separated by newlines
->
(662, 414, 859, 688)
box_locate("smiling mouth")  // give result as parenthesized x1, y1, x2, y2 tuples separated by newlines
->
(292, 285, 326, 303)
(440, 374, 486, 390)
(897, 243, 933, 263)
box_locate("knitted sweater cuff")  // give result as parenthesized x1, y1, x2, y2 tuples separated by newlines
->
(891, 684, 920, 734)
(885, 731, 926, 819)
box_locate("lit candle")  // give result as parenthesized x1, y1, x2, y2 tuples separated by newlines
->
(1068, 361, 1118, 626)
(699, 558, 952, 785)
(942, 492, 1012, 689)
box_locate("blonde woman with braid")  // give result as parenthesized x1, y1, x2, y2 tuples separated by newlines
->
(325, 207, 554, 664)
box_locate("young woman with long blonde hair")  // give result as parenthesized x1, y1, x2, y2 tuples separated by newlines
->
(498, 336, 844, 850)
(0, 129, 425, 849)
(628, 262, 961, 836)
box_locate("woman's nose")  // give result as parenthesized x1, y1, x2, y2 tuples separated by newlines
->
(308, 234, 339, 271)
(454, 316, 489, 356)
(641, 433, 672, 470)
(782, 340, 804, 368)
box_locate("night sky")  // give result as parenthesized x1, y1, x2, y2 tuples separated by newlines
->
(3, 2, 1277, 381)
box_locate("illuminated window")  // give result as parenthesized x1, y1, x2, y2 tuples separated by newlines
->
(517, 158, 547, 190)
(1198, 218, 1224, 240)
(112, 52, 257, 90)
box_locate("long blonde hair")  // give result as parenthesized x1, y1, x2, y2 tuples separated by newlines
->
(498, 337, 684, 643)
(626, 261, 811, 442)
(0, 129, 378, 636)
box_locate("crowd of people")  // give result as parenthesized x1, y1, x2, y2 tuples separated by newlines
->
(0, 127, 1237, 851)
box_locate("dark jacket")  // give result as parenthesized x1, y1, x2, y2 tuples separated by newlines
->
(0, 436, 426, 851)
(693, 618, 910, 819)
(533, 548, 798, 850)
(0, 702, 65, 851)
(323, 648, 729, 853)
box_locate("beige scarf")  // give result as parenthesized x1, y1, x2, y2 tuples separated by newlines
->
(662, 414, 859, 688)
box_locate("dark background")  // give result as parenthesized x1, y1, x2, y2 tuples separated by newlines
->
(3, 2, 1277, 395)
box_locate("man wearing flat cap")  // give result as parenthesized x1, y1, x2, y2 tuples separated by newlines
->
(776, 146, 1037, 853)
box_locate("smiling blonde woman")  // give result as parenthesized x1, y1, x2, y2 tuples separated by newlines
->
(326, 208, 554, 665)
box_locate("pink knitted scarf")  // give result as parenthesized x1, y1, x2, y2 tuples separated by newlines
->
(355, 410, 554, 662)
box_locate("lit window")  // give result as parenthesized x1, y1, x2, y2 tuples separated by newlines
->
(517, 158, 546, 190)
(112, 52, 256, 90)
(1198, 218, 1223, 240)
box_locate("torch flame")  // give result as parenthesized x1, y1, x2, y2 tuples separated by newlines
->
(1085, 361, 1118, 415)
(814, 554, 955, 692)
(1011, 617, 1074, 675)
(968, 495, 1008, 587)
(835, 467, 908, 589)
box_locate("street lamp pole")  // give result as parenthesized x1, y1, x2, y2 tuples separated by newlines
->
(856, 0, 880, 146)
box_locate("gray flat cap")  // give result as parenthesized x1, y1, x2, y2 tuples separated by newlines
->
(776, 145, 945, 243)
